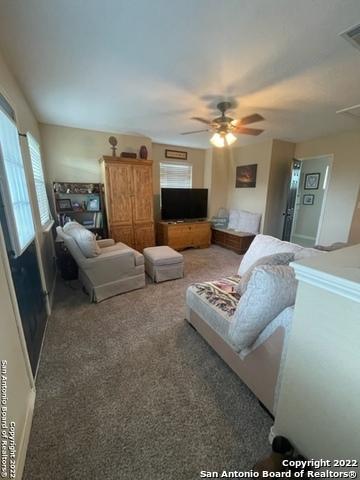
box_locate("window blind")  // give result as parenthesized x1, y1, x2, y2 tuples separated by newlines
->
(0, 109, 35, 256)
(160, 162, 192, 189)
(27, 133, 52, 227)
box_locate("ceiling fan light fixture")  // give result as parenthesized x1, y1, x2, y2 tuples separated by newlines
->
(210, 132, 225, 148)
(225, 132, 237, 146)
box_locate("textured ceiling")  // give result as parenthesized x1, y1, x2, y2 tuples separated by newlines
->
(0, 0, 360, 148)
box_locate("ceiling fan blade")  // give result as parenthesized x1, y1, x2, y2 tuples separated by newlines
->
(191, 116, 213, 125)
(239, 113, 264, 125)
(233, 126, 264, 136)
(180, 129, 209, 135)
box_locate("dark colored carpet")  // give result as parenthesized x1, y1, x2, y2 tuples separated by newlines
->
(24, 245, 272, 480)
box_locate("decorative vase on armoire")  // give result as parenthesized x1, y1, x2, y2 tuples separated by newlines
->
(139, 145, 148, 159)
(99, 156, 155, 252)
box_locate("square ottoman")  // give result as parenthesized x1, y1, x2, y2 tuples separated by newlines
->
(143, 246, 184, 283)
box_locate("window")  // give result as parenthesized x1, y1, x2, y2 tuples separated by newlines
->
(0, 108, 35, 256)
(160, 162, 192, 189)
(27, 133, 52, 228)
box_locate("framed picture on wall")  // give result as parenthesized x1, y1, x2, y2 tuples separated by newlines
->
(236, 164, 257, 188)
(165, 149, 188, 160)
(303, 194, 314, 205)
(304, 172, 320, 190)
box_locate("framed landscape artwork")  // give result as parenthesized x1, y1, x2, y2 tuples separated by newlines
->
(236, 164, 257, 188)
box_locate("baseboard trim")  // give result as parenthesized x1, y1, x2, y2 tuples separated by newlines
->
(16, 388, 35, 479)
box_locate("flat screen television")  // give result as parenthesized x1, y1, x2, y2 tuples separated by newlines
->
(161, 188, 208, 221)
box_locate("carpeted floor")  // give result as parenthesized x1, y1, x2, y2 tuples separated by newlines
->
(24, 245, 272, 480)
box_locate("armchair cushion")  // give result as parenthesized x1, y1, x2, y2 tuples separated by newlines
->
(67, 226, 101, 258)
(97, 238, 115, 248)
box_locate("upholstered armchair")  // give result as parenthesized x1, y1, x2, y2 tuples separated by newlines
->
(56, 225, 145, 302)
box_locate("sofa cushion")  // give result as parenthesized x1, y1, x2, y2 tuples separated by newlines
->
(186, 275, 240, 337)
(235, 210, 261, 234)
(67, 226, 101, 258)
(238, 234, 322, 276)
(236, 252, 295, 295)
(227, 209, 239, 230)
(228, 265, 298, 352)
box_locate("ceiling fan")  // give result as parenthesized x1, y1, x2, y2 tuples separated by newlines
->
(181, 101, 264, 147)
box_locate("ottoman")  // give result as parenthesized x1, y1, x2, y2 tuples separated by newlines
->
(143, 246, 184, 283)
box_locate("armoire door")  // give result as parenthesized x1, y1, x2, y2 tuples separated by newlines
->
(106, 163, 135, 246)
(132, 164, 155, 251)
(132, 165, 154, 223)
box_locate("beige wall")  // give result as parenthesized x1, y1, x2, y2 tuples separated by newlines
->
(227, 140, 274, 231)
(206, 148, 230, 218)
(0, 50, 55, 304)
(349, 187, 360, 245)
(295, 129, 360, 244)
(263, 140, 295, 238)
(40, 123, 152, 185)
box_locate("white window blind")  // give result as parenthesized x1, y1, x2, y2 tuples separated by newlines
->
(160, 162, 192, 189)
(0, 109, 35, 256)
(27, 133, 52, 227)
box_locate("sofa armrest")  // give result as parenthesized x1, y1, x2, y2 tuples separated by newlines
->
(82, 249, 142, 284)
(97, 238, 115, 248)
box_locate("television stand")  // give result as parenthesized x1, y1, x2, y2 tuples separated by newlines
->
(156, 220, 211, 250)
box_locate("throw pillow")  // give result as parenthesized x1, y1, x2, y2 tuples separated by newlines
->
(63, 220, 85, 233)
(235, 210, 261, 234)
(67, 226, 101, 258)
(228, 265, 298, 352)
(236, 252, 295, 295)
(228, 209, 239, 230)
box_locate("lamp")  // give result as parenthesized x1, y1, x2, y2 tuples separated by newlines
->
(210, 131, 237, 148)
(225, 132, 237, 146)
(210, 133, 225, 148)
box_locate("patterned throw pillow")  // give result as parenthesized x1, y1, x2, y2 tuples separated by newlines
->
(228, 265, 298, 352)
(236, 252, 295, 295)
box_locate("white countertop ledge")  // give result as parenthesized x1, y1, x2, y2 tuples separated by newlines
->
(290, 244, 360, 303)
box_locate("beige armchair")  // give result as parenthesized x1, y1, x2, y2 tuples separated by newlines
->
(56, 226, 145, 302)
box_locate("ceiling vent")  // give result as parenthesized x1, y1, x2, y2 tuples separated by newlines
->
(336, 104, 360, 120)
(340, 24, 360, 51)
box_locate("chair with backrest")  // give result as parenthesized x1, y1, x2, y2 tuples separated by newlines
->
(56, 223, 145, 302)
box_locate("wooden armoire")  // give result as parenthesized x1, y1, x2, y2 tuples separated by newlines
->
(100, 156, 155, 252)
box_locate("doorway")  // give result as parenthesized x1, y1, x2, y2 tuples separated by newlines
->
(290, 155, 332, 247)
(0, 186, 47, 376)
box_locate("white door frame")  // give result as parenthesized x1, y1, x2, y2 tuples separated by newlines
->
(297, 154, 334, 246)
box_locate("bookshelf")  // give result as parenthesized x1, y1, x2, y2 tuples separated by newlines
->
(53, 182, 108, 238)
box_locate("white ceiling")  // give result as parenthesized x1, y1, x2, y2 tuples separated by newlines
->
(0, 0, 360, 148)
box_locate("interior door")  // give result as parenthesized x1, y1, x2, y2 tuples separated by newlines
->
(282, 159, 302, 241)
(0, 187, 47, 376)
